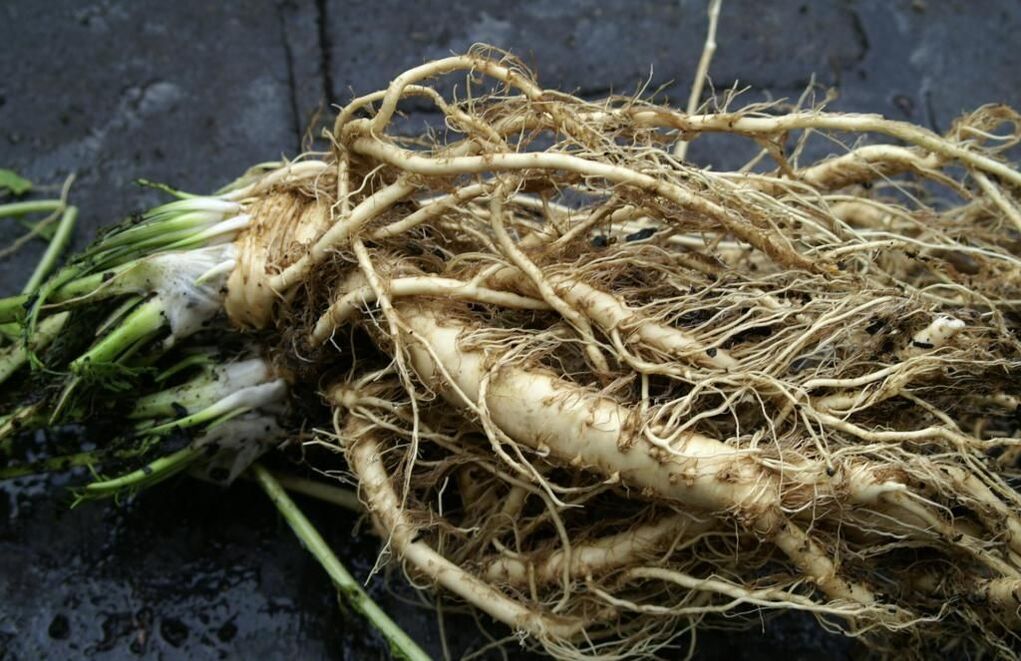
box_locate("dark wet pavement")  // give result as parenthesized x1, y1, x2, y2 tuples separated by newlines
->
(2, 1, 1020, 658)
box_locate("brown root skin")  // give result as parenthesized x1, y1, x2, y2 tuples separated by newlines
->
(972, 578, 1021, 623)
(227, 191, 330, 329)
(336, 401, 900, 655)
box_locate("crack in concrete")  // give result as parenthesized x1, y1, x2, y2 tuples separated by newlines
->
(314, 0, 336, 109)
(275, 1, 303, 153)
(923, 88, 941, 134)
(848, 9, 871, 68)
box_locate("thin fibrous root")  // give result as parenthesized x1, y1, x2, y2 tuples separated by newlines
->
(338, 416, 593, 644)
(484, 513, 716, 587)
(484, 263, 738, 371)
(350, 138, 822, 274)
(310, 275, 549, 346)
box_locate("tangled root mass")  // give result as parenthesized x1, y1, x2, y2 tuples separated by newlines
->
(227, 46, 1021, 658)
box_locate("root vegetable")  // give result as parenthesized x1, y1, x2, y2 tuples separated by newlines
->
(4, 43, 1021, 659)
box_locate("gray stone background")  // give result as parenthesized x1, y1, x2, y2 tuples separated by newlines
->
(1, 0, 1019, 658)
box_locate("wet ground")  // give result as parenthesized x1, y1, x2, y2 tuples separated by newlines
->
(2, 1, 1020, 658)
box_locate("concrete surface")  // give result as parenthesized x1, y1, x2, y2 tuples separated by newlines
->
(1, 0, 1019, 658)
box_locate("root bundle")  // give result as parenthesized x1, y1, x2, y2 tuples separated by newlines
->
(6, 45, 1021, 658)
(294, 47, 1021, 657)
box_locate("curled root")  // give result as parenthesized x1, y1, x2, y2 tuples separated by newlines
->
(340, 417, 593, 644)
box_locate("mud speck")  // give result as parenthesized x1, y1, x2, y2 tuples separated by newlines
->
(48, 613, 71, 640)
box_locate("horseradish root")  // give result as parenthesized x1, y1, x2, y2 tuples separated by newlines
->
(4, 45, 1021, 658)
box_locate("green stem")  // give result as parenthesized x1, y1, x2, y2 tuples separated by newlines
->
(251, 464, 428, 661)
(134, 178, 196, 199)
(22, 206, 78, 294)
(0, 403, 44, 451)
(2, 203, 227, 326)
(0, 344, 28, 384)
(0, 199, 63, 218)
(0, 254, 139, 326)
(0, 295, 28, 324)
(155, 352, 213, 383)
(93, 294, 143, 337)
(130, 369, 222, 419)
(100, 211, 214, 251)
(49, 375, 82, 424)
(70, 297, 166, 371)
(0, 449, 99, 480)
(262, 472, 362, 513)
(142, 400, 248, 436)
(80, 445, 201, 499)
(0, 311, 68, 384)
